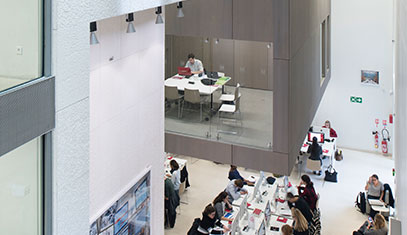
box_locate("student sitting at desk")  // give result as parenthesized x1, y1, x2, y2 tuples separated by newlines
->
(212, 192, 233, 222)
(291, 208, 309, 235)
(365, 174, 384, 201)
(225, 179, 248, 203)
(307, 137, 323, 175)
(287, 193, 313, 224)
(298, 174, 318, 211)
(185, 53, 204, 75)
(197, 204, 230, 235)
(228, 165, 255, 186)
(323, 120, 338, 137)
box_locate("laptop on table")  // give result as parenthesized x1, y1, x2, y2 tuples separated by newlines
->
(178, 67, 193, 78)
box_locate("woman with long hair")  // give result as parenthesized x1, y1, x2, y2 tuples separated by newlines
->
(298, 174, 321, 235)
(291, 208, 309, 235)
(212, 191, 233, 222)
(353, 214, 388, 235)
(197, 204, 230, 235)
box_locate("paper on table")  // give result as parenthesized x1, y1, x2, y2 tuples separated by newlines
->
(215, 77, 230, 86)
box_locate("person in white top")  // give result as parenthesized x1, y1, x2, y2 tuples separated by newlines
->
(185, 53, 204, 74)
(168, 159, 181, 195)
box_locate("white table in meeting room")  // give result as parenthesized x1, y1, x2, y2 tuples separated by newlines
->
(164, 72, 231, 109)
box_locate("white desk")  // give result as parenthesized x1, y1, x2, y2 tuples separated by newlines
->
(165, 73, 229, 96)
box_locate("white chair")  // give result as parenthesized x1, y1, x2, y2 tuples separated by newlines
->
(217, 96, 242, 135)
(219, 83, 240, 103)
(306, 158, 322, 172)
(165, 85, 183, 118)
(181, 88, 206, 122)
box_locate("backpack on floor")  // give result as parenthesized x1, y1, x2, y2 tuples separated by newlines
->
(187, 218, 201, 235)
(355, 192, 366, 214)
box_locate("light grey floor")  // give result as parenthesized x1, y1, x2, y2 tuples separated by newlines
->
(165, 149, 394, 235)
(165, 86, 273, 150)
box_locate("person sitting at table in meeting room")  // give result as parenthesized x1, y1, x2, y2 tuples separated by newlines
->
(291, 208, 309, 235)
(212, 192, 233, 222)
(352, 214, 388, 235)
(287, 192, 313, 224)
(307, 136, 323, 175)
(225, 179, 248, 203)
(197, 204, 230, 235)
(323, 120, 338, 137)
(166, 160, 181, 196)
(281, 224, 293, 235)
(228, 165, 255, 186)
(298, 174, 318, 211)
(365, 174, 384, 201)
(185, 53, 204, 75)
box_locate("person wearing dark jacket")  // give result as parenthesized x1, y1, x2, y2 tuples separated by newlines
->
(307, 136, 323, 175)
(287, 192, 313, 223)
(298, 174, 318, 210)
(165, 178, 179, 228)
(197, 204, 230, 234)
(228, 165, 254, 186)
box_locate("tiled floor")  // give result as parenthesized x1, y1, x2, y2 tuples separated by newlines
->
(165, 149, 394, 235)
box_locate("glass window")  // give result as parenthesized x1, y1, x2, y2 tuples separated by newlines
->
(0, 0, 43, 92)
(0, 137, 43, 235)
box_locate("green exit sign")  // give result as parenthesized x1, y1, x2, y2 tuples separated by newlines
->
(350, 96, 363, 103)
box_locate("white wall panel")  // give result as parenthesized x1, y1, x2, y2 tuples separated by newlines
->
(89, 9, 165, 235)
(313, 0, 394, 153)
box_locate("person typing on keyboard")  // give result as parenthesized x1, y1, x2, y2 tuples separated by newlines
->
(185, 53, 204, 75)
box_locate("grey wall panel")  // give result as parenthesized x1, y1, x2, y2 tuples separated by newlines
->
(165, 133, 233, 163)
(272, 0, 290, 59)
(232, 145, 289, 175)
(171, 35, 206, 73)
(272, 59, 289, 154)
(233, 0, 274, 42)
(288, 0, 331, 171)
(290, 0, 331, 58)
(234, 40, 270, 90)
(0, 77, 55, 157)
(165, 35, 174, 78)
(165, 0, 233, 39)
(211, 39, 235, 85)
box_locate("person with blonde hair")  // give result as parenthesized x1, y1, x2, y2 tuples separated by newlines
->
(281, 224, 293, 235)
(352, 214, 388, 235)
(291, 208, 309, 235)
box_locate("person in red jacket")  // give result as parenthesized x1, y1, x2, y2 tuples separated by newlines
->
(323, 120, 338, 137)
(298, 175, 318, 211)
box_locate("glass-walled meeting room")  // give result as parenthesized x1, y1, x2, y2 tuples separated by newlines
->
(0, 0, 43, 91)
(0, 137, 43, 235)
(165, 35, 274, 150)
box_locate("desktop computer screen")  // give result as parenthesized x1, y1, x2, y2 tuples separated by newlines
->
(307, 132, 325, 143)
(257, 220, 266, 235)
(264, 200, 271, 224)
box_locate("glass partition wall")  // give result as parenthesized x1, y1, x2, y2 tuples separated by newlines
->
(165, 36, 273, 150)
(0, 0, 43, 91)
(0, 138, 43, 234)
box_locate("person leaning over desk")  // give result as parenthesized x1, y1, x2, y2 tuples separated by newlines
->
(185, 53, 204, 74)
(212, 192, 233, 222)
(225, 179, 248, 203)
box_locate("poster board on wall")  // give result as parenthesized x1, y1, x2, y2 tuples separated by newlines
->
(90, 170, 151, 235)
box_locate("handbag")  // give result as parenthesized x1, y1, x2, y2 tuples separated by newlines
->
(324, 166, 338, 183)
(335, 149, 343, 161)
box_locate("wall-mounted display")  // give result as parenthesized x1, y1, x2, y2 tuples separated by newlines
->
(361, 70, 379, 85)
(90, 171, 151, 235)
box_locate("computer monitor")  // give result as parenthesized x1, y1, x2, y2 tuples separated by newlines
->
(257, 219, 266, 235)
(251, 177, 262, 201)
(307, 131, 325, 143)
(240, 194, 248, 220)
(178, 67, 192, 76)
(264, 200, 271, 225)
(230, 212, 240, 235)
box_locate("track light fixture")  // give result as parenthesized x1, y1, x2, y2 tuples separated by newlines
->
(177, 2, 184, 18)
(215, 38, 219, 44)
(155, 6, 164, 24)
(126, 13, 136, 33)
(90, 21, 99, 45)
(204, 38, 209, 43)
